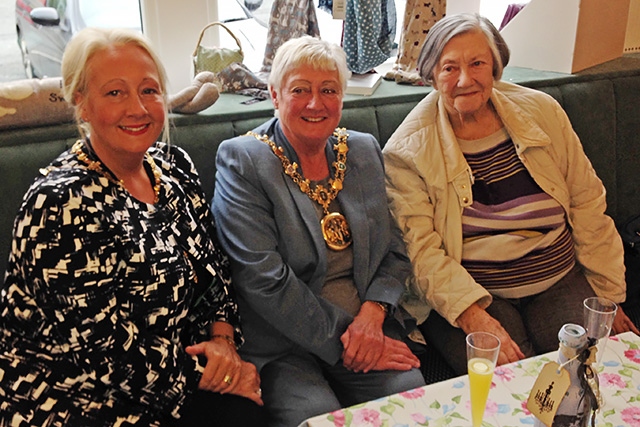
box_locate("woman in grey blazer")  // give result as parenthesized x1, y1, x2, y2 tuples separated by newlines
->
(212, 36, 425, 427)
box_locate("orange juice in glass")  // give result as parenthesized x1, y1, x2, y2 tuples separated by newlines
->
(466, 332, 500, 427)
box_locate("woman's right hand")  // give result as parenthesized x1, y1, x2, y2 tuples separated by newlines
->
(186, 338, 242, 394)
(456, 303, 525, 366)
(186, 341, 263, 406)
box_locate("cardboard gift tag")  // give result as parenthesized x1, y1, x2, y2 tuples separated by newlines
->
(526, 362, 571, 427)
(332, 0, 346, 19)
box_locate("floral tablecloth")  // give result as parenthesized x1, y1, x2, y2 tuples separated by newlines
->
(303, 332, 640, 427)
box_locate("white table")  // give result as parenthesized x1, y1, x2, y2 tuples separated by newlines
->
(302, 331, 640, 426)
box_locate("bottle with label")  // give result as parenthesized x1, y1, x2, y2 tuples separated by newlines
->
(533, 323, 589, 427)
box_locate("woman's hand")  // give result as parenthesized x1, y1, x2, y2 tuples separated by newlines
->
(226, 361, 264, 406)
(185, 337, 242, 394)
(370, 337, 421, 371)
(185, 322, 263, 405)
(185, 340, 263, 406)
(340, 302, 386, 373)
(456, 303, 525, 366)
(612, 305, 640, 335)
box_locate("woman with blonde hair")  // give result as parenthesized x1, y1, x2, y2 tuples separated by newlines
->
(0, 27, 264, 426)
(213, 35, 425, 427)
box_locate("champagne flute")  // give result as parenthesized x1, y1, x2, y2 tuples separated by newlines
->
(466, 332, 501, 427)
(583, 296, 617, 366)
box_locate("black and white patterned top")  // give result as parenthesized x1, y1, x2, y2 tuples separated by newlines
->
(0, 141, 240, 426)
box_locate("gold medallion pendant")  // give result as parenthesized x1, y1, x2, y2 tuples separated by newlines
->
(248, 127, 352, 251)
(321, 212, 352, 251)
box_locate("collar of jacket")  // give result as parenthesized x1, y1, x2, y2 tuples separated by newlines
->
(434, 80, 553, 185)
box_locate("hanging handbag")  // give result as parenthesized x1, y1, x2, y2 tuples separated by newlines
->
(191, 21, 267, 95)
(192, 22, 244, 80)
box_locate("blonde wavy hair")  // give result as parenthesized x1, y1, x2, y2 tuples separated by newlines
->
(61, 27, 171, 143)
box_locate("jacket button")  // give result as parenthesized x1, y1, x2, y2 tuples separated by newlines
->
(462, 197, 469, 203)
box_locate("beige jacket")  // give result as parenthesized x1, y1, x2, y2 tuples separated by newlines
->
(383, 80, 626, 326)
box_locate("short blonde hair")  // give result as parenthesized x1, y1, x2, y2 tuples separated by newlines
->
(61, 27, 170, 143)
(268, 35, 351, 95)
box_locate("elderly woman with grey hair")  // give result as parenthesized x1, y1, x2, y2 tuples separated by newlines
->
(383, 13, 638, 376)
(212, 35, 425, 427)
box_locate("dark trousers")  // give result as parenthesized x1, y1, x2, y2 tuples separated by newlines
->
(260, 352, 425, 427)
(173, 389, 267, 427)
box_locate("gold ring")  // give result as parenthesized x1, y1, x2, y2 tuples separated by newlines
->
(223, 374, 232, 384)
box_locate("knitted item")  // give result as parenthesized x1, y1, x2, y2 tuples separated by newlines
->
(168, 72, 220, 114)
(383, 67, 424, 85)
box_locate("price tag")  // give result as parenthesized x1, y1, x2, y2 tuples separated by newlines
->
(332, 0, 346, 20)
(526, 362, 571, 427)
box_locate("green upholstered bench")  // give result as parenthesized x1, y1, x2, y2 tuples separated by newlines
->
(2, 54, 640, 384)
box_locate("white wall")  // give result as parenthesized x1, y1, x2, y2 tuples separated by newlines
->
(140, 0, 220, 92)
(447, 0, 532, 28)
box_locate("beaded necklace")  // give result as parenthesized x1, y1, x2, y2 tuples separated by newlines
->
(72, 139, 161, 204)
(246, 128, 352, 251)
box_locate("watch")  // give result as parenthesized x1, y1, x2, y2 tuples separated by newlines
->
(371, 301, 390, 315)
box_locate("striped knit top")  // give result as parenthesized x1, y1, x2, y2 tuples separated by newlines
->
(458, 128, 575, 299)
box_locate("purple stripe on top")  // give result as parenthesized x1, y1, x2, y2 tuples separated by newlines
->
(462, 228, 575, 289)
(459, 130, 574, 292)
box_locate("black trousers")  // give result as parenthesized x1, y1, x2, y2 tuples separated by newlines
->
(173, 390, 267, 427)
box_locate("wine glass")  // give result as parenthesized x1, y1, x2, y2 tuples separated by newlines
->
(466, 332, 501, 427)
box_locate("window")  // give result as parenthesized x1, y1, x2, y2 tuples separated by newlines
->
(10, 0, 142, 79)
(216, 0, 377, 73)
(1, 0, 397, 83)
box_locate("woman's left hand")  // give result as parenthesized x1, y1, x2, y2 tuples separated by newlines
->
(227, 361, 264, 406)
(612, 305, 640, 335)
(340, 302, 387, 373)
(185, 337, 242, 394)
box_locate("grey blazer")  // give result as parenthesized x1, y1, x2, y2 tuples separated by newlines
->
(212, 118, 412, 370)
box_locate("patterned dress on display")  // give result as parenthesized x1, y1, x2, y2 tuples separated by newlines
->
(342, 0, 396, 74)
(261, 0, 320, 73)
(384, 0, 446, 84)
